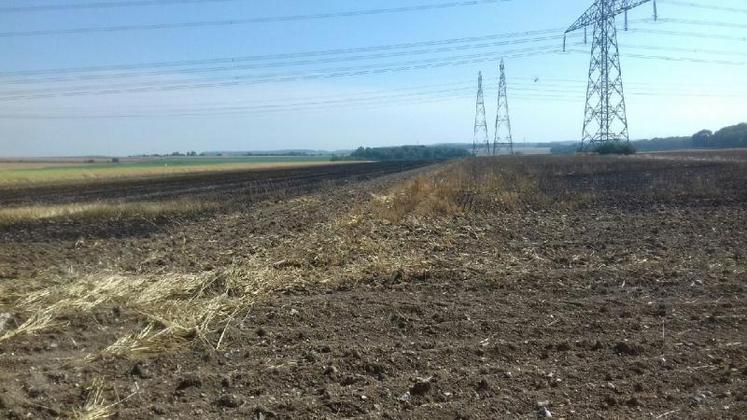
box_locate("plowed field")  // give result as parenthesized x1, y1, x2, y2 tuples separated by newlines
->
(0, 155, 744, 419)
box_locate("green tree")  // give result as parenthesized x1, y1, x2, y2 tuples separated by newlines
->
(693, 129, 713, 148)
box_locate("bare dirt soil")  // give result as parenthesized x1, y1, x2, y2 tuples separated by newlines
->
(0, 155, 745, 419)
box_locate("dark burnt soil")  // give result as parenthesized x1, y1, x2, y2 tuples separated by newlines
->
(0, 161, 431, 280)
(0, 161, 428, 207)
(0, 156, 745, 419)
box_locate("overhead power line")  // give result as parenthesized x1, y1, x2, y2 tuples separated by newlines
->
(10, 78, 738, 116)
(0, 27, 564, 78)
(631, 27, 747, 43)
(2, 43, 746, 103)
(0, 45, 565, 99)
(657, 0, 747, 14)
(3, 73, 745, 118)
(4, 24, 744, 87)
(1, 84, 744, 120)
(656, 18, 747, 30)
(1, 33, 570, 85)
(2, 74, 743, 112)
(9, 34, 745, 88)
(0, 80, 475, 114)
(565, 48, 747, 66)
(0, 89, 478, 119)
(4, 35, 746, 100)
(0, 0, 240, 13)
(622, 43, 747, 58)
(0, 0, 510, 37)
(1, 18, 742, 80)
(12, 3, 739, 40)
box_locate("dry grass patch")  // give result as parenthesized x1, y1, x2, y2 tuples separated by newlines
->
(1, 269, 255, 351)
(0, 200, 211, 226)
(73, 378, 111, 420)
(72, 376, 138, 420)
(372, 157, 582, 222)
(0, 160, 351, 188)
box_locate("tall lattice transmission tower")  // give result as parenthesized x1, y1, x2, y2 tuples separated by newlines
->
(473, 71, 490, 156)
(493, 59, 514, 155)
(564, 0, 657, 150)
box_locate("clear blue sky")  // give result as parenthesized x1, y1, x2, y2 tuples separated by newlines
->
(0, 0, 745, 156)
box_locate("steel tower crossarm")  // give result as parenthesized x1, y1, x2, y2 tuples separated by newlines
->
(565, 0, 650, 33)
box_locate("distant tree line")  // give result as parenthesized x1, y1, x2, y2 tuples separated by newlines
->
(341, 145, 471, 161)
(551, 122, 747, 154)
(243, 151, 316, 157)
(131, 151, 198, 157)
(593, 142, 636, 155)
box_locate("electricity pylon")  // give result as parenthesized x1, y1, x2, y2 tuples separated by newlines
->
(493, 59, 513, 155)
(473, 71, 489, 156)
(564, 0, 657, 151)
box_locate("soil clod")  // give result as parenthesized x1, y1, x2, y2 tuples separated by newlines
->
(410, 378, 432, 396)
(613, 341, 644, 356)
(216, 393, 244, 408)
(176, 374, 203, 391)
(130, 362, 152, 379)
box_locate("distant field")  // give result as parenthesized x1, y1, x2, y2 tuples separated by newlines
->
(642, 148, 747, 161)
(0, 156, 340, 187)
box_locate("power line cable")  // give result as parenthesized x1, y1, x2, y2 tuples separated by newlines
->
(0, 80, 479, 115)
(0, 44, 564, 98)
(656, 18, 747, 30)
(3, 16, 746, 101)
(1, 33, 570, 85)
(2, 45, 745, 102)
(565, 48, 747, 66)
(4, 71, 745, 119)
(657, 0, 747, 14)
(1, 18, 738, 80)
(0, 0, 510, 37)
(12, 33, 746, 88)
(2, 10, 741, 40)
(5, 37, 746, 100)
(629, 27, 747, 43)
(9, 78, 739, 116)
(0, 90, 477, 119)
(3, 76, 743, 115)
(0, 27, 564, 78)
(621, 43, 747, 58)
(0, 0, 241, 13)
(2, 84, 743, 120)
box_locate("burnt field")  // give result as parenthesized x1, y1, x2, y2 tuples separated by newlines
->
(0, 155, 745, 419)
(0, 161, 427, 207)
(0, 161, 430, 243)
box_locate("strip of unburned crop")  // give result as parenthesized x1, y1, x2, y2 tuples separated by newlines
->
(0, 200, 212, 226)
